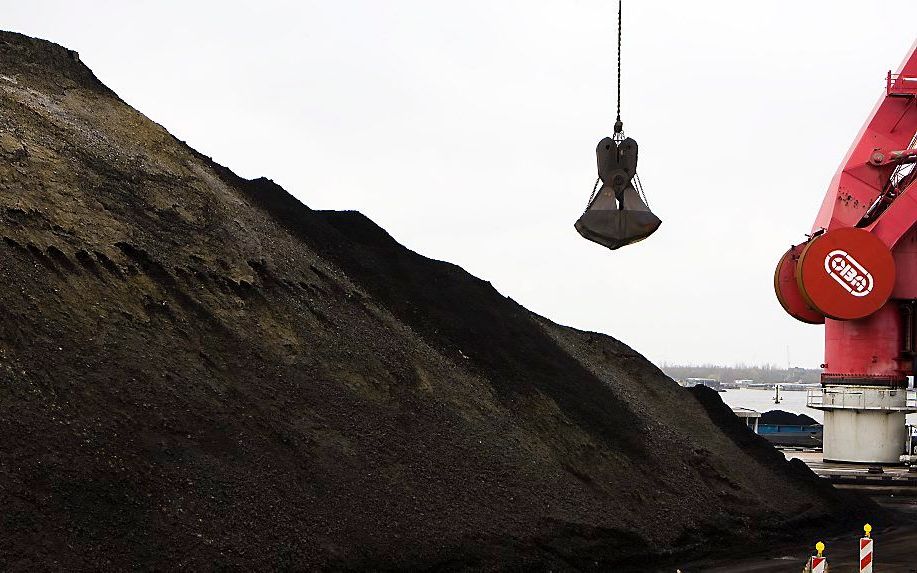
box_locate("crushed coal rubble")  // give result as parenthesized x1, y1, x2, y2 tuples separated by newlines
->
(0, 31, 880, 571)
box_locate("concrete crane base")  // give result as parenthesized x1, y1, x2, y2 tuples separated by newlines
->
(809, 386, 915, 464)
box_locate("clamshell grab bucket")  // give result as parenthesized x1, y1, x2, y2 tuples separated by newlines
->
(575, 183, 661, 250)
(574, 136, 661, 250)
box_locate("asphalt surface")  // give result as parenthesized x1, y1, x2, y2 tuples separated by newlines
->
(680, 497, 917, 572)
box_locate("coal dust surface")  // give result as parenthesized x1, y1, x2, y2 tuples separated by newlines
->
(0, 31, 879, 570)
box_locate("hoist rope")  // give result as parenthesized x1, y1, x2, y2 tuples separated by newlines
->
(583, 0, 652, 212)
(615, 0, 622, 132)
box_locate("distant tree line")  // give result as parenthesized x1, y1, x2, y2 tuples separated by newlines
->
(660, 363, 820, 385)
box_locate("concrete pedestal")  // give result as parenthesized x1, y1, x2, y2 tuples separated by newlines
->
(808, 386, 916, 464)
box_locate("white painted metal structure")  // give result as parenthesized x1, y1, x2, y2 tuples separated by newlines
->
(731, 407, 760, 433)
(808, 387, 917, 463)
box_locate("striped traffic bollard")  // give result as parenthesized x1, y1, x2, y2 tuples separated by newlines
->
(809, 541, 827, 573)
(860, 523, 874, 573)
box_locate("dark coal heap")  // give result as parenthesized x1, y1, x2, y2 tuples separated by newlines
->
(760, 410, 819, 426)
(0, 31, 872, 570)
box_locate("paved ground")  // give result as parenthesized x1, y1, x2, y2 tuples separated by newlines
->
(677, 497, 917, 572)
(781, 449, 917, 496)
(785, 450, 916, 477)
(678, 452, 917, 571)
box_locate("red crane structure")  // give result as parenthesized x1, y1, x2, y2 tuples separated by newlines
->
(775, 41, 917, 464)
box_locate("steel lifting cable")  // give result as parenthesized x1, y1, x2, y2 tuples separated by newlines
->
(585, 0, 639, 212)
(613, 0, 651, 208)
(615, 0, 622, 134)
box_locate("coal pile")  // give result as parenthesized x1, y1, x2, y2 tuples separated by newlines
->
(760, 410, 819, 426)
(0, 31, 873, 570)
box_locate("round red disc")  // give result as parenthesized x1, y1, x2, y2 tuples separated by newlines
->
(796, 228, 896, 320)
(774, 244, 824, 324)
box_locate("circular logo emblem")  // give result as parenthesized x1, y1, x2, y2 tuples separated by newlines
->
(796, 228, 895, 320)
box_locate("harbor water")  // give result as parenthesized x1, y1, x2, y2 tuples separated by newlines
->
(718, 388, 917, 425)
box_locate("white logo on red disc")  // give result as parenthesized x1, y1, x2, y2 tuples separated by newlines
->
(824, 249, 873, 297)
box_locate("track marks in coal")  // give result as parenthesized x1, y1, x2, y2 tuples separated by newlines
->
(0, 235, 372, 332)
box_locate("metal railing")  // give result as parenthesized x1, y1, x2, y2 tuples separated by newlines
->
(807, 387, 917, 411)
(887, 72, 917, 96)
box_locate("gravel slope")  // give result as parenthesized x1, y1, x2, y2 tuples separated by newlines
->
(0, 31, 874, 570)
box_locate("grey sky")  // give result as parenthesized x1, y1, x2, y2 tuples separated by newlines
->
(4, 1, 914, 367)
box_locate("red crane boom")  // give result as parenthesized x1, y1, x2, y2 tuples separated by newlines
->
(775, 41, 917, 463)
(777, 41, 917, 384)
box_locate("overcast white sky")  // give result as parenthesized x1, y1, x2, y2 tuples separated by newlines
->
(5, 2, 915, 367)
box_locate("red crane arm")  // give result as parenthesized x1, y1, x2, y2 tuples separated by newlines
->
(775, 40, 917, 388)
(775, 41, 917, 465)
(811, 40, 917, 250)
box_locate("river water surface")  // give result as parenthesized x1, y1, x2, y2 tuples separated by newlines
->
(718, 388, 917, 425)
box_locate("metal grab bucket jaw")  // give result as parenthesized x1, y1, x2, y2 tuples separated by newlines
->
(575, 182, 661, 250)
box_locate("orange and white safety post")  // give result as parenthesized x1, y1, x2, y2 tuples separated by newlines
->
(808, 541, 827, 573)
(860, 523, 874, 573)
